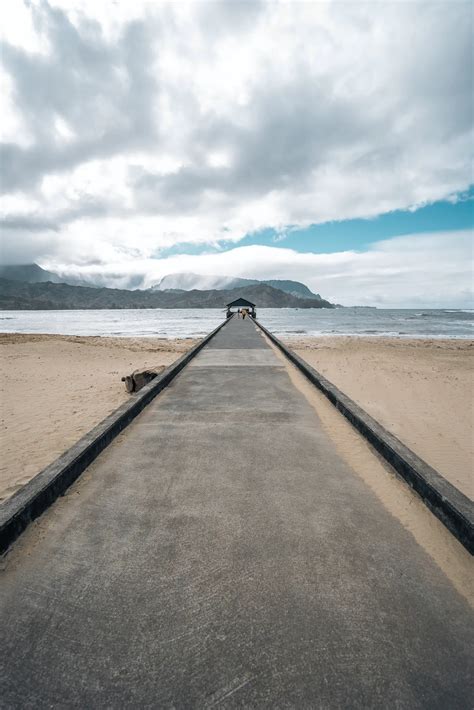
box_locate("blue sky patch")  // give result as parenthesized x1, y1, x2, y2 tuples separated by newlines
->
(157, 186, 473, 258)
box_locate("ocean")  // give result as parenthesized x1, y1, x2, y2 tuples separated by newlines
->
(0, 307, 472, 339)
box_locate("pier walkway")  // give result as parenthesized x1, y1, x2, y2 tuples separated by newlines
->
(0, 316, 472, 708)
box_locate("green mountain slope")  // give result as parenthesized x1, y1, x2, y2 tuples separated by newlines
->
(0, 278, 334, 310)
(0, 264, 62, 284)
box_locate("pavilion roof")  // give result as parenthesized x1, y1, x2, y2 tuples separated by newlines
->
(226, 297, 256, 308)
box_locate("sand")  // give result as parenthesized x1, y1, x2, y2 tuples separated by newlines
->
(0, 334, 197, 502)
(265, 338, 473, 605)
(1, 333, 472, 505)
(283, 336, 473, 499)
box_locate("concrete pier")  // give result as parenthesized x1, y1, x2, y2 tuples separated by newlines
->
(0, 316, 472, 708)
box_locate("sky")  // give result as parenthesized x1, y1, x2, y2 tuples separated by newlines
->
(0, 0, 472, 307)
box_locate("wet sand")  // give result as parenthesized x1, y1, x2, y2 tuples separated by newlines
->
(283, 336, 473, 499)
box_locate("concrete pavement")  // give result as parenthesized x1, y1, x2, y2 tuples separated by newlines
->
(0, 316, 472, 708)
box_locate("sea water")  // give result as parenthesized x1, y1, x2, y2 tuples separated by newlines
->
(0, 307, 472, 339)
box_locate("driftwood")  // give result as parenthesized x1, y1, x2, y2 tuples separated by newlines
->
(121, 366, 166, 393)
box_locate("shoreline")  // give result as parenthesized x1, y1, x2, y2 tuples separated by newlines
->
(1, 332, 472, 503)
(278, 333, 473, 340)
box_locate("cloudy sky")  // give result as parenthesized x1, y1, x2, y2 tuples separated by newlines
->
(0, 0, 472, 306)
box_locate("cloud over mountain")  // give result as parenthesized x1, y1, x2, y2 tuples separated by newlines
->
(39, 230, 470, 309)
(0, 0, 472, 306)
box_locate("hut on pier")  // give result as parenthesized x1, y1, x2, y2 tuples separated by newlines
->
(226, 297, 256, 319)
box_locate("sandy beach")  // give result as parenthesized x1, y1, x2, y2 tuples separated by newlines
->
(0, 334, 197, 502)
(1, 332, 472, 503)
(284, 336, 473, 499)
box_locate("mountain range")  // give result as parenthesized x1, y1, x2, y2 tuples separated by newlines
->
(152, 273, 322, 300)
(0, 264, 323, 299)
(0, 264, 335, 309)
(0, 263, 65, 285)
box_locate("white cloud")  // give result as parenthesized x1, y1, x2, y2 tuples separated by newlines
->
(0, 0, 472, 307)
(39, 231, 473, 309)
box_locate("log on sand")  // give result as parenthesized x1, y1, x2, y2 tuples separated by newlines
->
(121, 366, 166, 393)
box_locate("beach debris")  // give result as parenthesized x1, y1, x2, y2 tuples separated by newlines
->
(121, 366, 165, 393)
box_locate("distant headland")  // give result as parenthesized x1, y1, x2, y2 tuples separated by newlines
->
(0, 264, 335, 310)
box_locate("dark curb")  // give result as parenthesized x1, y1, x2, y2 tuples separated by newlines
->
(254, 318, 474, 554)
(0, 317, 231, 555)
